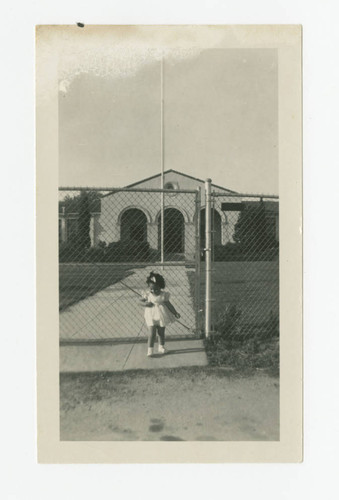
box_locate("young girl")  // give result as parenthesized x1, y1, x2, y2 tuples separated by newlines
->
(140, 271, 180, 357)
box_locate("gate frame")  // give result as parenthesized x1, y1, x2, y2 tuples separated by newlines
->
(59, 185, 203, 340)
(204, 187, 280, 338)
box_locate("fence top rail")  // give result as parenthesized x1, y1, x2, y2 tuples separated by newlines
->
(59, 186, 198, 194)
(59, 261, 195, 267)
(212, 191, 279, 200)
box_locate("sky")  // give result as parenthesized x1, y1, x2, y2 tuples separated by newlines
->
(59, 47, 278, 194)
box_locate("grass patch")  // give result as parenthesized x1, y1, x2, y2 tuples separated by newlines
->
(204, 336, 279, 376)
(187, 261, 279, 323)
(59, 364, 273, 402)
(205, 304, 279, 375)
(186, 261, 280, 375)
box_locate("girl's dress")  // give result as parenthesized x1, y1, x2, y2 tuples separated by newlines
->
(143, 290, 176, 327)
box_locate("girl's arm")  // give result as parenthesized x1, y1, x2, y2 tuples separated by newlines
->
(139, 298, 154, 308)
(164, 300, 180, 318)
(139, 292, 153, 308)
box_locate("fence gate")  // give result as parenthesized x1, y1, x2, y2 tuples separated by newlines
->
(59, 187, 202, 343)
(204, 179, 279, 341)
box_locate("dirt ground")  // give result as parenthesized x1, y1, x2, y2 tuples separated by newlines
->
(60, 367, 279, 441)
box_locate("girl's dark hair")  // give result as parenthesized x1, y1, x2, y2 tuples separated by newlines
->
(146, 271, 165, 289)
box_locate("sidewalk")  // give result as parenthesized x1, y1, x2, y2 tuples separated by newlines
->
(60, 338, 207, 372)
(60, 265, 196, 342)
(60, 265, 207, 372)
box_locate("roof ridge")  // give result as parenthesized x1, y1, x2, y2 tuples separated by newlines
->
(125, 169, 237, 193)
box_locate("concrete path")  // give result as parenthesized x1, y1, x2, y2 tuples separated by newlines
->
(60, 338, 207, 372)
(60, 265, 207, 372)
(60, 265, 196, 342)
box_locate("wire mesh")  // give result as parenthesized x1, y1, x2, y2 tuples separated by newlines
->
(208, 192, 279, 342)
(58, 188, 202, 343)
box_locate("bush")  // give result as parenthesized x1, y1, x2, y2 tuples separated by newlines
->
(103, 240, 150, 262)
(59, 239, 152, 263)
(204, 305, 280, 374)
(214, 305, 279, 342)
(59, 242, 81, 263)
(82, 246, 106, 263)
(215, 304, 242, 339)
(233, 201, 276, 252)
(213, 243, 241, 261)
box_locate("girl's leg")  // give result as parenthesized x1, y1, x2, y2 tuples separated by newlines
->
(148, 326, 157, 348)
(157, 326, 166, 347)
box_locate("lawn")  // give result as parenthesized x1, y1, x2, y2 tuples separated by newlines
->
(187, 261, 279, 373)
(59, 263, 145, 311)
(188, 260, 279, 328)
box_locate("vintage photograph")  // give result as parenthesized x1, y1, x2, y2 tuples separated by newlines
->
(36, 25, 302, 462)
(58, 29, 279, 442)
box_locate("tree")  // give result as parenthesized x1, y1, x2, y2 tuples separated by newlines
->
(233, 201, 275, 253)
(60, 190, 101, 214)
(76, 191, 91, 251)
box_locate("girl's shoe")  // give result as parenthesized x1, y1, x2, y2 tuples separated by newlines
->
(147, 348, 153, 357)
(158, 345, 166, 354)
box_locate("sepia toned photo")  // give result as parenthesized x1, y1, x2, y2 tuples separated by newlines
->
(36, 25, 302, 462)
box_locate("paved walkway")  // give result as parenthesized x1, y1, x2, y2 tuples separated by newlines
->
(60, 265, 207, 372)
(60, 265, 196, 342)
(60, 339, 207, 372)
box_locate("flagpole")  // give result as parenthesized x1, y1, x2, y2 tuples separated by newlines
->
(160, 56, 164, 269)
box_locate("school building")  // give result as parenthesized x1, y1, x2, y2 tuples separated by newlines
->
(59, 170, 279, 260)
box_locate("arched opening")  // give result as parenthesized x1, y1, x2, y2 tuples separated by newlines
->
(158, 208, 185, 255)
(200, 208, 222, 250)
(120, 208, 147, 243)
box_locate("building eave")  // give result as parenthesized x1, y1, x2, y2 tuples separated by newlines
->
(125, 168, 238, 193)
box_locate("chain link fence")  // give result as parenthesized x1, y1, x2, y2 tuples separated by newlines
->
(58, 183, 279, 372)
(58, 187, 201, 343)
(208, 191, 279, 337)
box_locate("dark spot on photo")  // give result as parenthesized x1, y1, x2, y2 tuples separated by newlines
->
(149, 423, 164, 432)
(160, 435, 185, 441)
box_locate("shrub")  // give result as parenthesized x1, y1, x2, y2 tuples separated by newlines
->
(233, 201, 276, 252)
(82, 246, 106, 262)
(213, 243, 240, 261)
(77, 192, 91, 252)
(215, 304, 242, 339)
(59, 239, 151, 263)
(59, 242, 80, 262)
(204, 305, 280, 374)
(103, 240, 150, 262)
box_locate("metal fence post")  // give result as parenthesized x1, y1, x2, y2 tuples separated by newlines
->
(160, 57, 165, 269)
(195, 187, 201, 333)
(205, 178, 212, 338)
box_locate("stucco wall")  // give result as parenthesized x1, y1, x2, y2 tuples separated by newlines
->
(58, 173, 278, 258)
(98, 189, 198, 258)
(97, 173, 243, 257)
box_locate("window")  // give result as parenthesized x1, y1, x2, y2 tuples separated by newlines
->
(164, 181, 179, 194)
